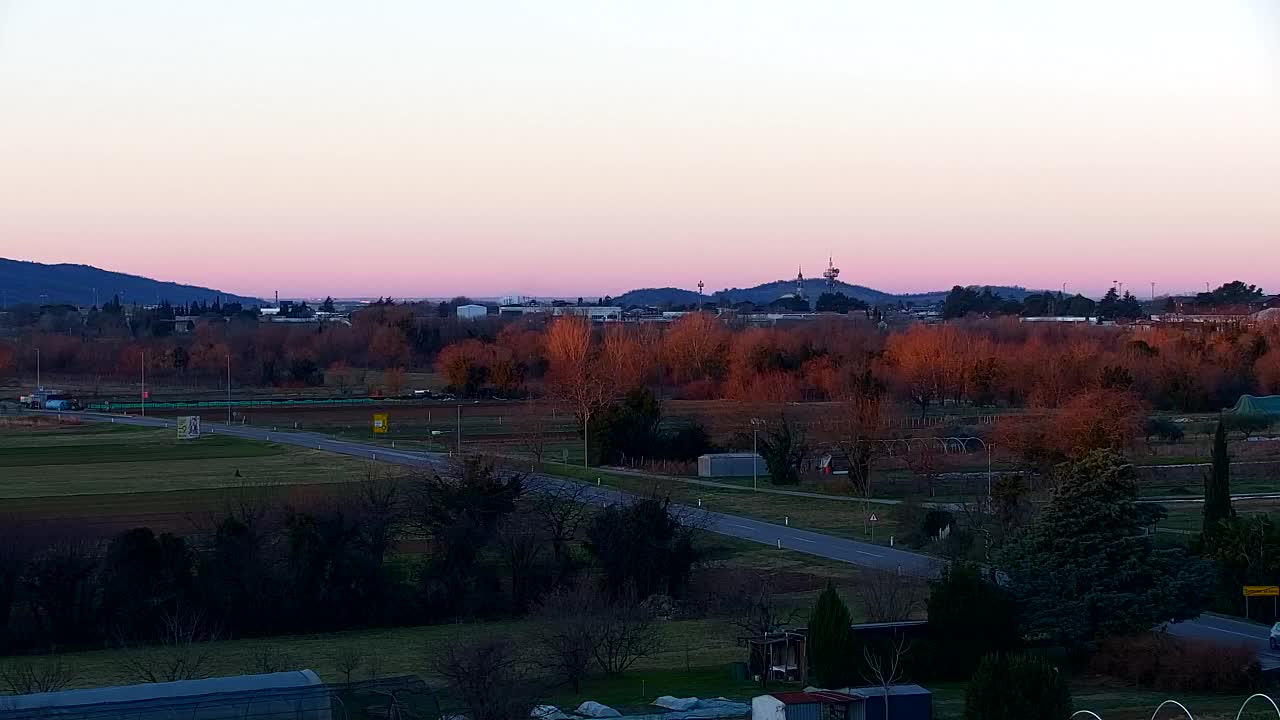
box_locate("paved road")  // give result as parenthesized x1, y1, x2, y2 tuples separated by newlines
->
(1166, 614, 1280, 670)
(36, 411, 1265, 663)
(59, 411, 943, 576)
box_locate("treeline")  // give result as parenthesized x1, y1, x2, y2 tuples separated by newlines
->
(0, 459, 702, 657)
(5, 302, 1280, 413)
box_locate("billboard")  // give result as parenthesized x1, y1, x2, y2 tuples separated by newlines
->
(177, 416, 201, 440)
(373, 413, 389, 434)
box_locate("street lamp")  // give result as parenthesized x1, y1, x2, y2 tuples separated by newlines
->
(750, 418, 765, 490)
(226, 354, 232, 425)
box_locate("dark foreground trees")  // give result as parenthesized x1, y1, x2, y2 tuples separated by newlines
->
(999, 450, 1214, 648)
(585, 496, 700, 600)
(0, 459, 704, 660)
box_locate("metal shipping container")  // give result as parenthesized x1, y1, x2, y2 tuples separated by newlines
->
(844, 685, 932, 720)
(698, 453, 767, 478)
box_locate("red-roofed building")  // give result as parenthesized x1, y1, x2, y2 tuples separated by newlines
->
(753, 690, 866, 720)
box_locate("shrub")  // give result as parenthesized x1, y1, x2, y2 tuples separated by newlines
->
(1089, 632, 1259, 693)
(964, 654, 1072, 720)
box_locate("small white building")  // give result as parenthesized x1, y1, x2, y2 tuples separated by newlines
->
(456, 304, 489, 321)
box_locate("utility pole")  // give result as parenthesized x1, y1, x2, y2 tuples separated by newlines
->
(226, 354, 232, 425)
(456, 404, 462, 454)
(35, 347, 41, 389)
(141, 351, 146, 417)
(750, 418, 765, 490)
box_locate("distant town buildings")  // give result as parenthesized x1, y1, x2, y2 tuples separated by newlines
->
(456, 304, 488, 321)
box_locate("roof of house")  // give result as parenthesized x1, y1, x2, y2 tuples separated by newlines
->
(771, 691, 864, 705)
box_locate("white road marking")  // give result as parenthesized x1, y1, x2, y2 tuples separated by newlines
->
(1196, 626, 1264, 641)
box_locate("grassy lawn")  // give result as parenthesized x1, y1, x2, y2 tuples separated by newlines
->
(0, 423, 373, 499)
(929, 681, 1279, 720)
(547, 464, 909, 545)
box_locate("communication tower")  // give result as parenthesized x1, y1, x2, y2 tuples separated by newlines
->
(823, 257, 840, 289)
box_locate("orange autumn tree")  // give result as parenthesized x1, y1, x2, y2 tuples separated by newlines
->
(885, 325, 952, 417)
(661, 312, 730, 388)
(1052, 389, 1148, 458)
(545, 315, 613, 467)
(601, 324, 657, 393)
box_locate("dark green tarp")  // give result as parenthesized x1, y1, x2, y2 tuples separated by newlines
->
(1228, 395, 1280, 414)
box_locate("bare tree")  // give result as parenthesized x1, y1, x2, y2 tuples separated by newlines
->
(862, 635, 911, 720)
(902, 441, 943, 497)
(534, 585, 602, 693)
(350, 465, 406, 566)
(731, 580, 800, 643)
(527, 480, 588, 565)
(731, 579, 800, 688)
(852, 571, 925, 623)
(495, 512, 549, 614)
(334, 647, 365, 686)
(591, 595, 663, 675)
(0, 654, 78, 694)
(432, 640, 541, 720)
(516, 402, 553, 469)
(119, 607, 219, 683)
(248, 645, 298, 674)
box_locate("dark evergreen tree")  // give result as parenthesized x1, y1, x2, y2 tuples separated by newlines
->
(1097, 287, 1121, 319)
(999, 450, 1215, 647)
(926, 564, 1021, 678)
(1203, 421, 1234, 535)
(806, 583, 856, 688)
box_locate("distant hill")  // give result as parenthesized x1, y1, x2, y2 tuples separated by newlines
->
(614, 281, 1038, 308)
(0, 258, 263, 307)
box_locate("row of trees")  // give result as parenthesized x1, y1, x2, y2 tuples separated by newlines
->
(6, 308, 1280, 413)
(0, 460, 702, 656)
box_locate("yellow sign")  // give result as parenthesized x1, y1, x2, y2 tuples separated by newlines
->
(176, 416, 201, 440)
(372, 413, 389, 434)
(1243, 586, 1279, 597)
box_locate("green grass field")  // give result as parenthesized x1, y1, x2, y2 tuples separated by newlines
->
(0, 422, 372, 499)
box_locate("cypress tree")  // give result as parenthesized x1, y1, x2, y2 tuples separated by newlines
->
(807, 582, 856, 688)
(1203, 421, 1234, 535)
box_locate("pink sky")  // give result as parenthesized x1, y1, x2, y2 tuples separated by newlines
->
(1, 2, 1277, 299)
